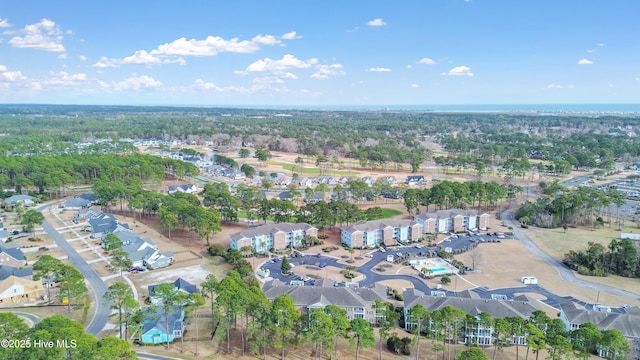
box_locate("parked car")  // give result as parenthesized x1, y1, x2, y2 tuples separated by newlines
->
(319, 262, 327, 268)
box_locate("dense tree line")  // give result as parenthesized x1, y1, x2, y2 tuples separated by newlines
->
(516, 181, 626, 229)
(564, 238, 640, 277)
(0, 153, 197, 199)
(0, 313, 137, 360)
(403, 180, 513, 214)
(4, 105, 640, 181)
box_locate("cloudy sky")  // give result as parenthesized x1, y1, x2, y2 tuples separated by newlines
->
(1, 1, 639, 106)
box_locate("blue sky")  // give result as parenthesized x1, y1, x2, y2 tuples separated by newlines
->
(1, 1, 639, 106)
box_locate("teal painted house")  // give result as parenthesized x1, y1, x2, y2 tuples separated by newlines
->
(138, 307, 184, 345)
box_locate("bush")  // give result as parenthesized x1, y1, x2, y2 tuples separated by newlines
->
(387, 335, 411, 355)
(207, 244, 226, 256)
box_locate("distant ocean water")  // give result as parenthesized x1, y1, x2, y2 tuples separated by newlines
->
(236, 103, 640, 114)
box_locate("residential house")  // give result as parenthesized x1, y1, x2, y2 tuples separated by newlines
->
(559, 302, 640, 360)
(63, 197, 92, 210)
(75, 193, 99, 205)
(167, 184, 198, 194)
(296, 177, 313, 188)
(277, 191, 294, 201)
(403, 288, 543, 346)
(137, 307, 185, 345)
(148, 278, 201, 305)
(73, 208, 99, 224)
(361, 176, 375, 187)
(317, 176, 337, 186)
(88, 213, 128, 238)
(143, 250, 174, 270)
(405, 175, 426, 186)
(4, 195, 35, 208)
(273, 175, 292, 188)
(0, 230, 8, 243)
(341, 219, 422, 248)
(111, 229, 173, 270)
(0, 246, 25, 267)
(221, 168, 245, 180)
(0, 265, 32, 281)
(414, 209, 490, 234)
(206, 164, 224, 175)
(304, 192, 324, 203)
(0, 275, 45, 304)
(338, 176, 351, 184)
(263, 280, 387, 324)
(230, 223, 318, 253)
(379, 176, 397, 185)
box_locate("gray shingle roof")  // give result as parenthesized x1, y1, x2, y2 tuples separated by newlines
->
(404, 288, 543, 319)
(0, 265, 32, 280)
(0, 246, 24, 261)
(263, 280, 386, 308)
(560, 302, 640, 338)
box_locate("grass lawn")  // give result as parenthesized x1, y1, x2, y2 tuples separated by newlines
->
(527, 222, 640, 297)
(273, 162, 360, 176)
(381, 208, 403, 218)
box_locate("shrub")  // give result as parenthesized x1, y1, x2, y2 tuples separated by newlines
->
(207, 244, 226, 256)
(387, 335, 411, 355)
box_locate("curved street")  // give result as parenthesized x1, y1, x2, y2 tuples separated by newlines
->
(501, 209, 640, 302)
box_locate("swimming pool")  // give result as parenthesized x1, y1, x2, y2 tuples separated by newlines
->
(431, 267, 447, 272)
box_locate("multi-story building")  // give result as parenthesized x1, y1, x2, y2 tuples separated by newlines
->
(414, 209, 490, 234)
(560, 302, 640, 360)
(340, 219, 422, 248)
(263, 279, 387, 324)
(403, 288, 543, 346)
(230, 223, 318, 253)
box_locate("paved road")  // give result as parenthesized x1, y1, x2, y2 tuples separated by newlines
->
(41, 219, 109, 335)
(501, 209, 640, 303)
(14, 311, 41, 327)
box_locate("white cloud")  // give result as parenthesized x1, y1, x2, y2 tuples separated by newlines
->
(447, 65, 473, 76)
(41, 71, 87, 86)
(93, 56, 120, 68)
(194, 79, 223, 91)
(113, 33, 283, 67)
(114, 74, 162, 91)
(281, 31, 302, 40)
(0, 65, 6, 71)
(367, 18, 387, 27)
(252, 34, 280, 46)
(546, 83, 563, 89)
(79, 55, 87, 61)
(411, 83, 419, 88)
(8, 18, 66, 52)
(122, 50, 186, 66)
(237, 54, 318, 75)
(2, 71, 26, 82)
(311, 64, 345, 79)
(597, 43, 605, 47)
(346, 26, 360, 33)
(367, 67, 392, 72)
(58, 53, 67, 59)
(578, 58, 593, 65)
(0, 18, 10, 28)
(418, 57, 436, 65)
